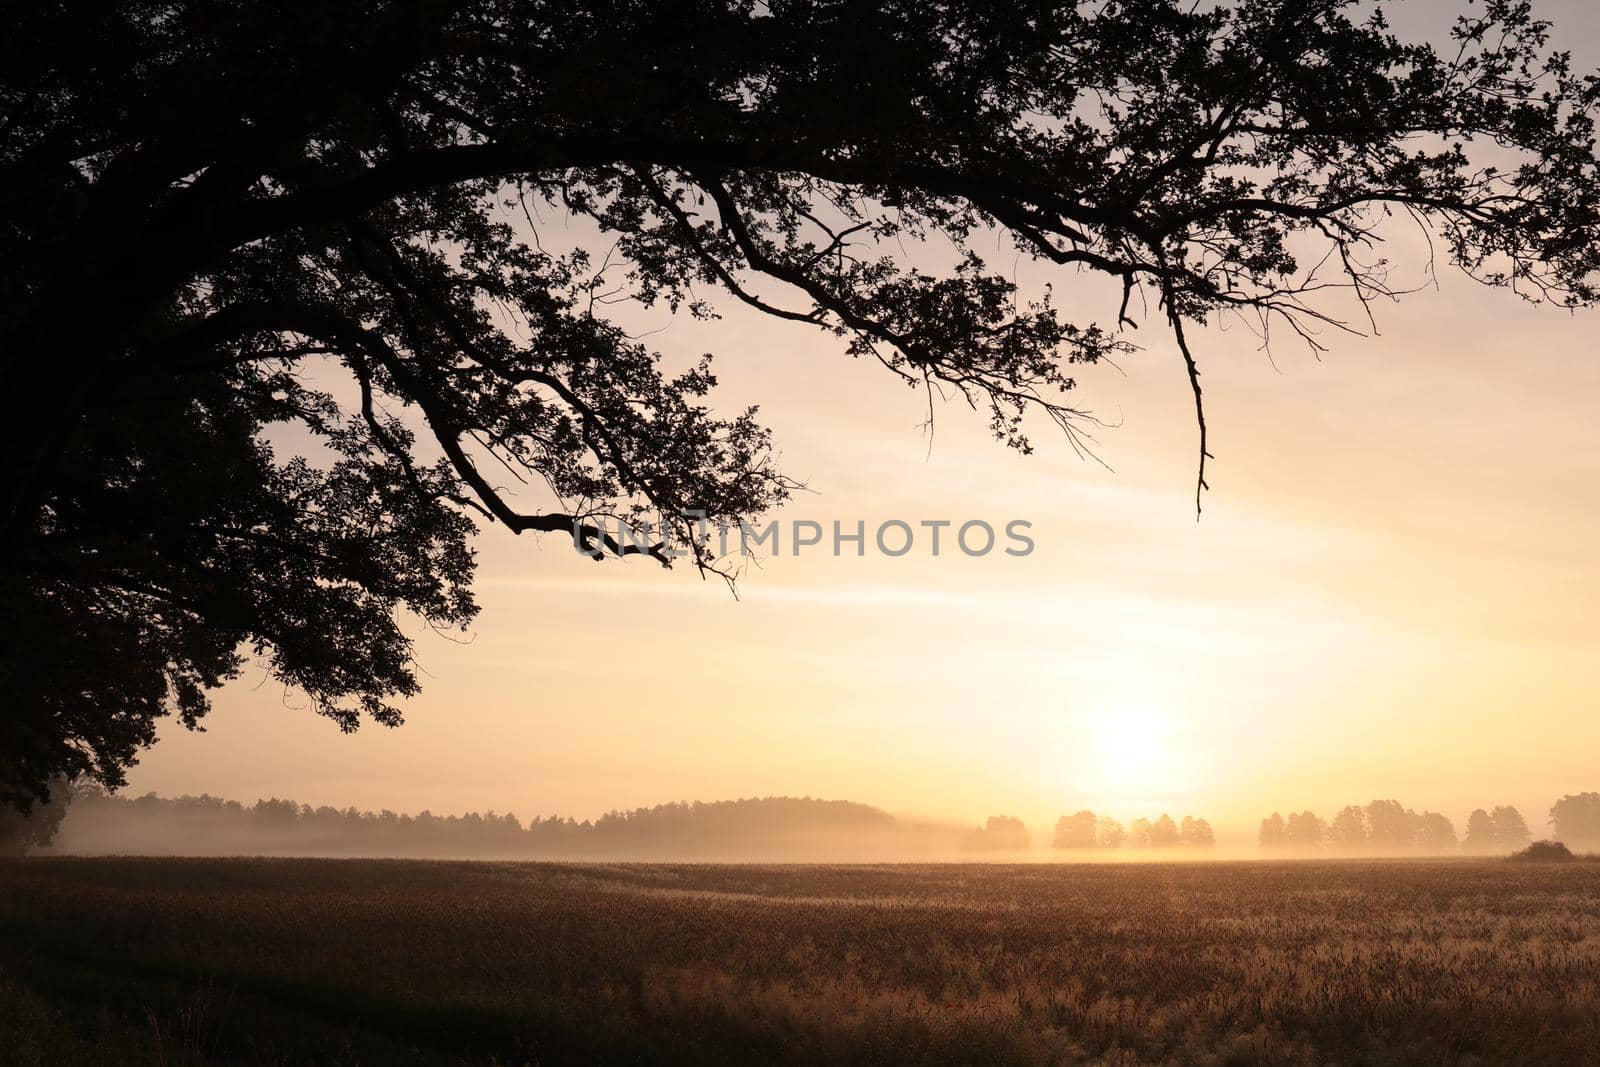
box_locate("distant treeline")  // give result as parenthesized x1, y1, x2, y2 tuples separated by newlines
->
(24, 790, 1214, 859)
(953, 811, 1216, 853)
(1258, 794, 1600, 853)
(21, 787, 1600, 860)
(34, 788, 976, 859)
(1049, 810, 1215, 850)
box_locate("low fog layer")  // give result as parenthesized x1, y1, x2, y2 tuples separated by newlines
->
(42, 791, 1225, 862)
(47, 792, 974, 861)
(31, 789, 1597, 862)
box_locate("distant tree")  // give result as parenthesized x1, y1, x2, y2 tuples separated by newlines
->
(965, 815, 1029, 853)
(1463, 808, 1498, 852)
(1180, 816, 1215, 850)
(1128, 818, 1154, 850)
(1052, 810, 1100, 850)
(1149, 814, 1181, 849)
(1490, 806, 1532, 849)
(1096, 816, 1127, 850)
(252, 797, 300, 829)
(1415, 811, 1457, 852)
(1364, 800, 1414, 849)
(10, 0, 1600, 813)
(1258, 813, 1288, 850)
(1285, 811, 1325, 851)
(1328, 806, 1368, 850)
(1548, 794, 1600, 849)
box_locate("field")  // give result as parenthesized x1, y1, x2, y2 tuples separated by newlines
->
(2, 859, 1597, 1066)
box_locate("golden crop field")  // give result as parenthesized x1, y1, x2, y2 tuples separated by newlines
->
(2, 858, 1597, 1066)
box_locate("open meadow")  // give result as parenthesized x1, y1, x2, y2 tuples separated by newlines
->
(2, 858, 1597, 1066)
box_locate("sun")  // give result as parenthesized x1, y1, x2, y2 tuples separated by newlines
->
(1089, 709, 1177, 792)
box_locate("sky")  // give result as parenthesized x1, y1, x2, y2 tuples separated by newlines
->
(126, 0, 1600, 849)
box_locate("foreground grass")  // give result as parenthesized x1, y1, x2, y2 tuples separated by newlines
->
(1, 858, 1597, 1065)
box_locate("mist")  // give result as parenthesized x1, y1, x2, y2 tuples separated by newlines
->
(39, 788, 1549, 863)
(44, 791, 987, 863)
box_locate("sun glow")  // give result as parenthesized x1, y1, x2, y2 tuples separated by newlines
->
(1087, 709, 1181, 795)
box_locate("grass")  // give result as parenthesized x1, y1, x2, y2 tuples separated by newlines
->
(2, 857, 1597, 1065)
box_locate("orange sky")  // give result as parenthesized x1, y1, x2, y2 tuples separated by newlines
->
(127, 1, 1600, 849)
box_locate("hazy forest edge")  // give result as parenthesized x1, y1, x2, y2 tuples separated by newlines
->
(9, 789, 1600, 860)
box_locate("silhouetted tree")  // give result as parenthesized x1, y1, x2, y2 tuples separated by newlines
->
(1128, 818, 1154, 850)
(964, 815, 1029, 853)
(1096, 816, 1127, 850)
(1328, 806, 1368, 850)
(1364, 799, 1414, 849)
(1285, 811, 1325, 850)
(1149, 814, 1181, 849)
(9, 1, 1600, 809)
(1258, 812, 1288, 850)
(1179, 816, 1215, 849)
(1464, 808, 1498, 852)
(1549, 793, 1600, 849)
(1414, 811, 1457, 852)
(1052, 810, 1099, 850)
(1490, 806, 1532, 849)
